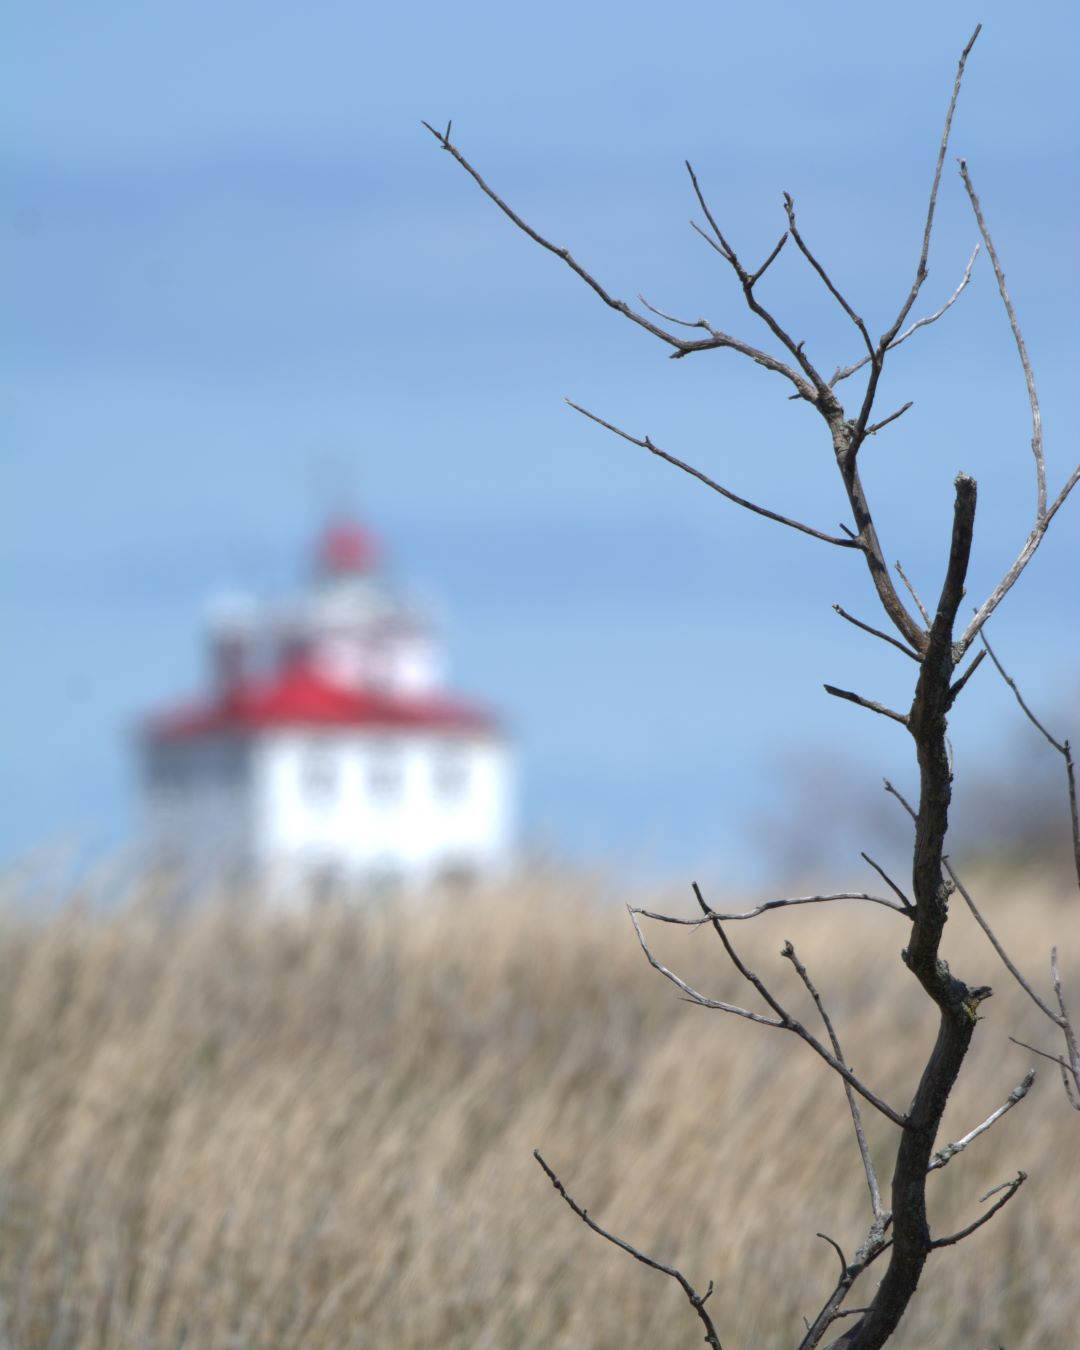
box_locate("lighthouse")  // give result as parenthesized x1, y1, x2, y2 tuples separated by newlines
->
(139, 519, 513, 892)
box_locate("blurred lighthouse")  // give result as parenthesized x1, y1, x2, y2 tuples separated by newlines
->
(139, 518, 514, 891)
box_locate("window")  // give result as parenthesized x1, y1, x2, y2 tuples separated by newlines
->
(367, 749, 403, 804)
(302, 745, 338, 802)
(434, 753, 470, 802)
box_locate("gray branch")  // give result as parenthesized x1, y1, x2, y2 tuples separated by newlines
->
(927, 1070, 1036, 1170)
(958, 160, 1045, 517)
(566, 400, 860, 548)
(533, 1151, 723, 1349)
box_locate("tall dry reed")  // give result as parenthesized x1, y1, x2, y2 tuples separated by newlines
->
(0, 870, 1075, 1347)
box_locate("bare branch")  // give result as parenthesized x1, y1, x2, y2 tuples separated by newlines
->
(841, 25, 982, 449)
(927, 1070, 1036, 1171)
(980, 629, 1080, 888)
(823, 684, 910, 726)
(685, 161, 834, 403)
(981, 630, 1066, 754)
(958, 159, 1045, 517)
(1050, 948, 1080, 1107)
(421, 122, 816, 395)
(566, 400, 860, 548)
(947, 865, 1062, 1025)
(796, 1216, 892, 1350)
(864, 402, 914, 438)
(958, 460, 1080, 656)
(533, 1151, 723, 1350)
(628, 908, 781, 1026)
(830, 245, 979, 389)
(883, 26, 982, 344)
(1007, 1036, 1072, 1071)
(783, 941, 884, 1217)
(832, 604, 921, 662)
(783, 192, 874, 357)
(631, 889, 908, 927)
(860, 854, 913, 914)
(816, 1232, 850, 1282)
(894, 559, 931, 626)
(691, 885, 907, 1126)
(946, 648, 985, 707)
(749, 232, 790, 287)
(928, 1172, 1027, 1249)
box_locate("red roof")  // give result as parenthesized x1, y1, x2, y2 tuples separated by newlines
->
(316, 520, 379, 574)
(144, 664, 497, 744)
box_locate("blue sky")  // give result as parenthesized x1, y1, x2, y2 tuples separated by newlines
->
(2, 2, 1078, 886)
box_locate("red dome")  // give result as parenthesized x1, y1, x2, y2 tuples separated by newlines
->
(316, 520, 379, 574)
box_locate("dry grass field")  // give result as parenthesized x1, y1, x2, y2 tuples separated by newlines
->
(0, 868, 1076, 1348)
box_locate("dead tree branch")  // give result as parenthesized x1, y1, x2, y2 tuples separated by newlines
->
(630, 903, 907, 1126)
(980, 628, 1080, 886)
(829, 245, 979, 389)
(533, 1151, 723, 1350)
(927, 1070, 1036, 1170)
(957, 160, 1045, 517)
(632, 889, 908, 926)
(782, 941, 884, 1217)
(832, 605, 921, 662)
(928, 1172, 1027, 1249)
(823, 685, 909, 725)
(566, 400, 860, 548)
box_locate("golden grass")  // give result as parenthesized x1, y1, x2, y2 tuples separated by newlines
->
(0, 871, 1076, 1348)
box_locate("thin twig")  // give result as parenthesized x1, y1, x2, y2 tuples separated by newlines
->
(1007, 1037, 1071, 1072)
(631, 890, 908, 926)
(685, 161, 833, 404)
(533, 1151, 723, 1349)
(980, 629, 1080, 887)
(691, 885, 907, 1126)
(894, 560, 931, 626)
(959, 461, 1080, 656)
(1050, 947, 1080, 1107)
(833, 604, 921, 661)
(883, 779, 1064, 1024)
(860, 854, 913, 913)
(749, 232, 790, 287)
(948, 867, 1061, 1024)
(823, 684, 909, 725)
(864, 402, 914, 438)
(566, 400, 859, 548)
(958, 160, 1045, 517)
(947, 648, 985, 707)
(783, 192, 873, 357)
(628, 908, 781, 1026)
(829, 245, 979, 389)
(796, 1216, 892, 1350)
(929, 1172, 1027, 1249)
(884, 26, 982, 344)
(783, 941, 884, 1217)
(421, 121, 815, 394)
(927, 1070, 1036, 1170)
(846, 24, 982, 442)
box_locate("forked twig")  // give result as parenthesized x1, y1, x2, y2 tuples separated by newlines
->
(629, 903, 906, 1125)
(829, 245, 979, 389)
(533, 1151, 723, 1349)
(929, 1172, 1027, 1248)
